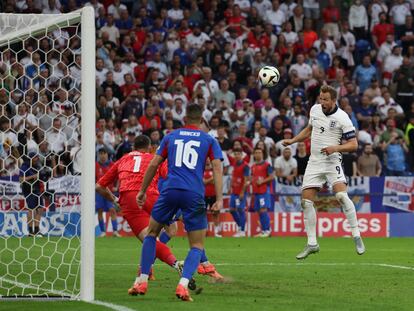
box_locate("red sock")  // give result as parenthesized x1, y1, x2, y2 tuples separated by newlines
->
(155, 241, 176, 266)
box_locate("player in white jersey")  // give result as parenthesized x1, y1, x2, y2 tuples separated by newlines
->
(282, 85, 365, 259)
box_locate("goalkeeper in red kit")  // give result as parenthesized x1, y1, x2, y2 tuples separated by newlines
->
(96, 135, 192, 294)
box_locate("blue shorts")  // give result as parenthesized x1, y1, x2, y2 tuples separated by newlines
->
(95, 193, 113, 212)
(253, 193, 271, 211)
(151, 189, 207, 232)
(229, 194, 246, 210)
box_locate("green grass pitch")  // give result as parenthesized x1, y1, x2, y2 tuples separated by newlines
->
(0, 237, 413, 311)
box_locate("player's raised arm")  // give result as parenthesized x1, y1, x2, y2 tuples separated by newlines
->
(282, 125, 312, 146)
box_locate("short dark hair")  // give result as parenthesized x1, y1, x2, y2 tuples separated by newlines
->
(186, 104, 202, 123)
(134, 135, 151, 150)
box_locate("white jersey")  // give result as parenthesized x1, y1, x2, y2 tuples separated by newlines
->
(308, 104, 355, 164)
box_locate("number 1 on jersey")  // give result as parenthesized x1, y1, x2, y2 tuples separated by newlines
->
(133, 156, 142, 172)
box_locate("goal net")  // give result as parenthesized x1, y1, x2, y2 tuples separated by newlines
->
(0, 8, 95, 301)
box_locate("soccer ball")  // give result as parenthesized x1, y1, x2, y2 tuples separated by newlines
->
(258, 66, 280, 87)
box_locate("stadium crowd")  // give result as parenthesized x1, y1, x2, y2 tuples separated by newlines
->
(1, 0, 414, 186)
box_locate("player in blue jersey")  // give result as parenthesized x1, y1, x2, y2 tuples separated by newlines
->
(134, 105, 224, 302)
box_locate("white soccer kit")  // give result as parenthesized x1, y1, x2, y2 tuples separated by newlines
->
(302, 104, 356, 190)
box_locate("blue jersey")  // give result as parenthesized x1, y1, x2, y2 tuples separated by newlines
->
(156, 125, 223, 196)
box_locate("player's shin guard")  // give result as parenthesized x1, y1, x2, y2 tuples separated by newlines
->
(230, 209, 241, 228)
(159, 231, 171, 244)
(238, 208, 246, 231)
(155, 241, 177, 266)
(140, 236, 157, 278)
(302, 199, 317, 245)
(200, 249, 208, 264)
(180, 247, 203, 287)
(98, 219, 105, 232)
(336, 192, 360, 237)
(259, 211, 270, 231)
(111, 219, 118, 232)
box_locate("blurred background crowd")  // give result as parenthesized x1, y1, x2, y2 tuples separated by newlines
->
(1, 0, 414, 185)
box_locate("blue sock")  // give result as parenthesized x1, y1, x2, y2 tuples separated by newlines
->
(98, 219, 105, 232)
(140, 236, 156, 275)
(230, 209, 240, 227)
(200, 249, 208, 263)
(259, 212, 270, 231)
(238, 209, 246, 231)
(111, 219, 118, 232)
(182, 247, 203, 280)
(159, 231, 171, 244)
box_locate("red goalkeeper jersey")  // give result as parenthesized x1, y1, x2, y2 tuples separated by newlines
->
(97, 151, 160, 194)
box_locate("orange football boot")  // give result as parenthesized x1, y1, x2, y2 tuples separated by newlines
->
(175, 284, 193, 302)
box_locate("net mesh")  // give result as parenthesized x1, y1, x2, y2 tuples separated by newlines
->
(0, 13, 82, 299)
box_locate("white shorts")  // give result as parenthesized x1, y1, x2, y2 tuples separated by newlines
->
(302, 161, 347, 190)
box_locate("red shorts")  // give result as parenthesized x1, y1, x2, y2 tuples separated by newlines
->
(119, 191, 159, 236)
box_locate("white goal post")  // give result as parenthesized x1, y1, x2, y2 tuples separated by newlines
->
(0, 7, 95, 301)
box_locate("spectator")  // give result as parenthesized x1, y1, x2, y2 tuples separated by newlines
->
(231, 49, 252, 85)
(99, 14, 120, 46)
(290, 104, 308, 136)
(46, 118, 67, 155)
(217, 126, 232, 151)
(275, 128, 297, 155)
(383, 46, 403, 85)
(252, 126, 275, 151)
(383, 132, 409, 175)
(265, 0, 287, 34)
(289, 5, 305, 33)
(139, 105, 161, 132)
(358, 121, 373, 145)
(289, 53, 312, 82)
(322, 0, 340, 39)
(352, 55, 378, 94)
(336, 21, 356, 68)
(356, 95, 375, 125)
(313, 29, 336, 62)
(214, 80, 236, 107)
(374, 90, 404, 121)
(348, 0, 368, 40)
(20, 153, 43, 236)
(380, 118, 404, 145)
(294, 141, 309, 176)
(389, 0, 412, 39)
(394, 56, 414, 113)
(274, 146, 298, 182)
(357, 143, 382, 176)
(372, 12, 394, 49)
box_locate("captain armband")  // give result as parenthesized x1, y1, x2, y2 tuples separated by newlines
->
(342, 130, 356, 140)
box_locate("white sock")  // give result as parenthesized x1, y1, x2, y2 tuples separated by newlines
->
(302, 199, 317, 246)
(179, 277, 189, 288)
(137, 274, 148, 283)
(214, 225, 221, 234)
(336, 192, 360, 237)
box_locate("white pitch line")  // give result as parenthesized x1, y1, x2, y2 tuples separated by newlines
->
(92, 262, 414, 270)
(90, 300, 136, 311)
(0, 277, 136, 311)
(0, 276, 73, 297)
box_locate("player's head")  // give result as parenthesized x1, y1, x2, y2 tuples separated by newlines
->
(319, 85, 337, 114)
(185, 104, 202, 125)
(233, 148, 243, 161)
(253, 147, 264, 162)
(134, 135, 151, 152)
